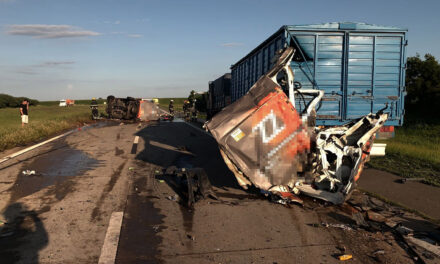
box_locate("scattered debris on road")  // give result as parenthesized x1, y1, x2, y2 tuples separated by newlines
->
(206, 47, 389, 205)
(367, 210, 387, 223)
(337, 254, 353, 261)
(165, 166, 217, 208)
(372, 249, 385, 255)
(321, 222, 354, 232)
(22, 170, 36, 176)
(396, 177, 425, 184)
(166, 194, 179, 202)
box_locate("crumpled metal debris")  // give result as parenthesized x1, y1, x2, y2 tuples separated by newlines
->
(206, 47, 389, 205)
(321, 222, 354, 231)
(165, 166, 217, 207)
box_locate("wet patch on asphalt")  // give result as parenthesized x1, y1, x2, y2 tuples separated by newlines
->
(91, 161, 127, 221)
(8, 146, 100, 202)
(79, 120, 119, 132)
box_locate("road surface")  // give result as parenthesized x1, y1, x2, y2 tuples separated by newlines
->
(0, 120, 438, 263)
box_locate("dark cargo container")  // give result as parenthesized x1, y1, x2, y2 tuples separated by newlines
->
(207, 73, 231, 118)
(230, 22, 407, 126)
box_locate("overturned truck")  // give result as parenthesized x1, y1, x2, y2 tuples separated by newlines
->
(206, 47, 388, 205)
(106, 96, 160, 121)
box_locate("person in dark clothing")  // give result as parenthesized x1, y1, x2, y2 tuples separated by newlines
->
(19, 100, 29, 127)
(168, 100, 174, 115)
(183, 100, 191, 120)
(90, 98, 99, 119)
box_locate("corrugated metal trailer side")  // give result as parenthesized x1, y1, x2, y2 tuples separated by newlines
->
(230, 22, 407, 126)
(208, 73, 231, 116)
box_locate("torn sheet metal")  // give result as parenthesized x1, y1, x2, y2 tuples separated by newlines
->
(206, 47, 388, 205)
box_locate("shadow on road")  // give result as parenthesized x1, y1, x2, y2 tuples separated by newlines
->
(135, 122, 241, 190)
(0, 203, 48, 264)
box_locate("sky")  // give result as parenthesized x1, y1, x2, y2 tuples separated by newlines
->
(0, 0, 439, 101)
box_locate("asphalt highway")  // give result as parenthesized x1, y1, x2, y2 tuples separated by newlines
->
(0, 120, 437, 263)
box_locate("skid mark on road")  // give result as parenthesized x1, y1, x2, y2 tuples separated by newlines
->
(91, 161, 127, 221)
(98, 211, 123, 264)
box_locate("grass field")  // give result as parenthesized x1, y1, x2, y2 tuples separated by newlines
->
(158, 98, 185, 110)
(157, 98, 208, 120)
(0, 104, 104, 152)
(369, 118, 440, 187)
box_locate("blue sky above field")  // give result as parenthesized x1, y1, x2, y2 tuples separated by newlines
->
(0, 0, 439, 100)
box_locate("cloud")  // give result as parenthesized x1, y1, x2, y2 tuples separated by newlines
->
(221, 42, 244, 47)
(35, 61, 76, 67)
(6, 24, 101, 39)
(67, 84, 73, 90)
(104, 20, 120, 25)
(136, 18, 150, 23)
(15, 69, 37, 75)
(127, 34, 143, 38)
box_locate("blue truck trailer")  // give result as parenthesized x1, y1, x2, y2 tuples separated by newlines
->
(230, 22, 407, 127)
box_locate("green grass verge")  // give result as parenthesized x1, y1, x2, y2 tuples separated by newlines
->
(369, 120, 440, 187)
(158, 98, 185, 111)
(0, 105, 104, 152)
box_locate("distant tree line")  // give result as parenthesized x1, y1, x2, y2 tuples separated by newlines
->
(405, 54, 440, 114)
(0, 94, 39, 108)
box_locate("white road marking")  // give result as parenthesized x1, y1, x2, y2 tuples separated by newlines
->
(98, 211, 124, 264)
(133, 136, 139, 144)
(0, 130, 75, 164)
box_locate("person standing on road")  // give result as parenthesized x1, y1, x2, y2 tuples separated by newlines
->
(191, 99, 198, 122)
(19, 99, 29, 127)
(90, 97, 99, 119)
(168, 100, 174, 115)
